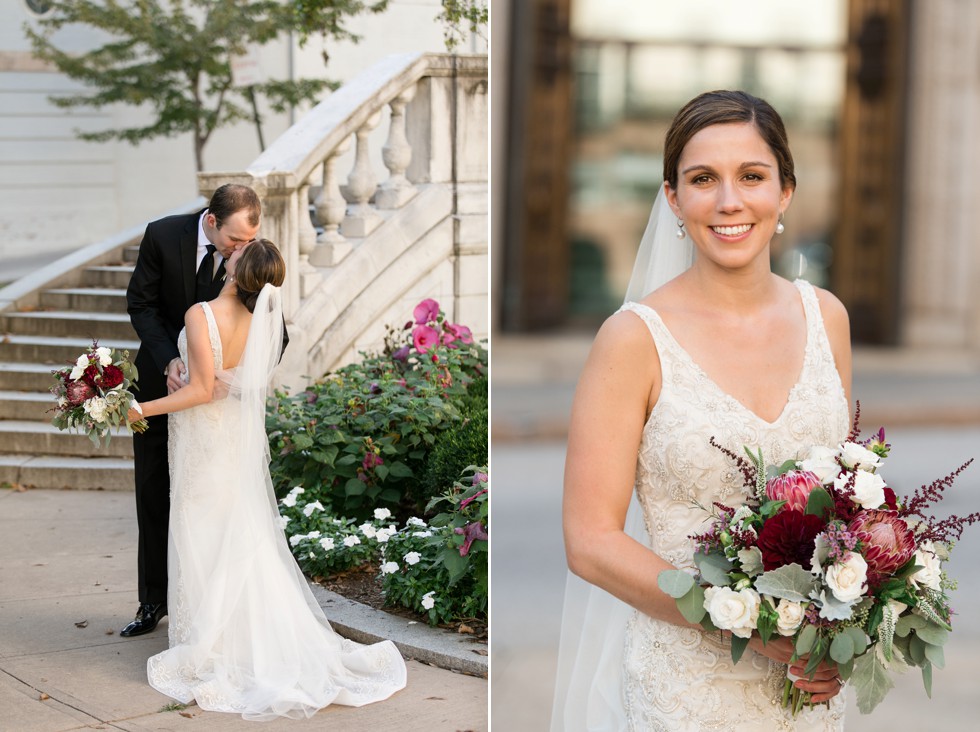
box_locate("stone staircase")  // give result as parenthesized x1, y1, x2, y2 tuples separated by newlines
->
(0, 243, 140, 490)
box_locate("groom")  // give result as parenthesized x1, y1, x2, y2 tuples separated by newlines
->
(122, 184, 261, 636)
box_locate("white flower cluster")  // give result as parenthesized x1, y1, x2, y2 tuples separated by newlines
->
(800, 442, 887, 509)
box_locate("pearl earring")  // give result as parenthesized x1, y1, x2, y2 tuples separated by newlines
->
(775, 215, 785, 235)
(676, 220, 686, 239)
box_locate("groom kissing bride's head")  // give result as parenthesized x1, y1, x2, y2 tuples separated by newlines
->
(226, 238, 287, 312)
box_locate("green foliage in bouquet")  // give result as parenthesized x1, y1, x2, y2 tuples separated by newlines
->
(266, 299, 487, 521)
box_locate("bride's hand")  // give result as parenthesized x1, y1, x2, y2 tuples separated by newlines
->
(747, 635, 844, 703)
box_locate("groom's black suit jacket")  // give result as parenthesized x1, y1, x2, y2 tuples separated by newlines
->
(127, 209, 221, 401)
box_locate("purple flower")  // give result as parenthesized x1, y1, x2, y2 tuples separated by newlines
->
(454, 521, 488, 556)
(392, 345, 410, 362)
(472, 471, 488, 486)
(362, 452, 384, 471)
(369, 382, 381, 394)
(413, 298, 440, 325)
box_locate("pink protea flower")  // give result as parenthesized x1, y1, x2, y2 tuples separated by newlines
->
(413, 298, 440, 325)
(66, 380, 95, 406)
(848, 509, 917, 586)
(413, 325, 439, 353)
(766, 470, 822, 513)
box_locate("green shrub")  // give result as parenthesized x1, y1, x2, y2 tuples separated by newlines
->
(266, 298, 487, 522)
(420, 404, 488, 502)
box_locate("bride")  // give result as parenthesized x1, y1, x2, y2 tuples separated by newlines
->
(127, 239, 407, 720)
(552, 91, 852, 730)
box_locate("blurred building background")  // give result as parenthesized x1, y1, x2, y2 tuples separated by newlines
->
(491, 1, 980, 730)
(494, 0, 980, 352)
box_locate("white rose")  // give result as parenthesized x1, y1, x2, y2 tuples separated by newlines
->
(343, 535, 361, 547)
(800, 445, 842, 484)
(737, 547, 763, 577)
(825, 553, 868, 603)
(839, 441, 882, 471)
(703, 586, 760, 639)
(910, 542, 943, 591)
(836, 470, 886, 510)
(380, 561, 399, 575)
(421, 591, 435, 610)
(774, 598, 805, 636)
(360, 523, 377, 538)
(302, 501, 325, 517)
(319, 537, 335, 551)
(404, 551, 421, 566)
(374, 508, 392, 521)
(83, 397, 107, 422)
(95, 346, 113, 367)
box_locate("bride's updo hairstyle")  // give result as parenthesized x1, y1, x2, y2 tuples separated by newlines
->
(663, 90, 797, 191)
(234, 239, 286, 313)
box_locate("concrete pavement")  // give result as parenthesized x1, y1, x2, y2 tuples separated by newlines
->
(0, 489, 487, 732)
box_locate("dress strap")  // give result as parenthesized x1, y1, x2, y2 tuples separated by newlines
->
(197, 301, 224, 369)
(793, 279, 833, 363)
(617, 301, 678, 379)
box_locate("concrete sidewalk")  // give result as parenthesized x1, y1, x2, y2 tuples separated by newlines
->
(0, 489, 487, 732)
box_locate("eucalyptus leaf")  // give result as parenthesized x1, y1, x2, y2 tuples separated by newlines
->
(804, 636, 828, 677)
(909, 634, 927, 666)
(805, 486, 835, 519)
(895, 613, 926, 638)
(853, 650, 894, 714)
(677, 584, 707, 625)
(694, 551, 734, 587)
(923, 642, 945, 669)
(829, 631, 855, 664)
(837, 657, 854, 681)
(915, 623, 949, 646)
(922, 662, 933, 698)
(657, 570, 695, 599)
(844, 626, 869, 656)
(795, 624, 817, 656)
(754, 563, 817, 602)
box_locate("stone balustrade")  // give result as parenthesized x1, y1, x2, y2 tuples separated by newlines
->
(199, 52, 488, 390)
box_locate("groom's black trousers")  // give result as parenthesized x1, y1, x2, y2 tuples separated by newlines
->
(133, 414, 170, 605)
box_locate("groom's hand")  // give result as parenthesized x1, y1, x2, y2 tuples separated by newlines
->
(166, 358, 187, 394)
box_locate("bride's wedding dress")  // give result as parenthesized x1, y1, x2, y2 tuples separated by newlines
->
(553, 280, 849, 731)
(147, 287, 406, 721)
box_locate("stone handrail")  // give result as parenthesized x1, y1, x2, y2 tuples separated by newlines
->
(199, 52, 488, 389)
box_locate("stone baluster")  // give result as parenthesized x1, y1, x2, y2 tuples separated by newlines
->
(376, 86, 418, 209)
(310, 138, 352, 266)
(296, 175, 322, 296)
(340, 111, 383, 238)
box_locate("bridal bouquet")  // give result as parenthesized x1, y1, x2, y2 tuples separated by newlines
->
(50, 341, 148, 447)
(658, 409, 976, 715)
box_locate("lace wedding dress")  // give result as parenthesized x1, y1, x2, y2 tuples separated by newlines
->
(147, 289, 406, 721)
(615, 279, 848, 731)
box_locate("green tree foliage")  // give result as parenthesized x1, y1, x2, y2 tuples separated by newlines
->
(25, 0, 391, 171)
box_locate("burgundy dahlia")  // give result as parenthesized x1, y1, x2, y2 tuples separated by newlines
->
(766, 470, 821, 513)
(757, 509, 825, 571)
(848, 509, 916, 585)
(98, 364, 124, 389)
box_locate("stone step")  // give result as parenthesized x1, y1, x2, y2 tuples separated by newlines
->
(123, 245, 140, 263)
(0, 311, 137, 340)
(82, 265, 134, 288)
(0, 362, 60, 391)
(0, 453, 133, 491)
(40, 287, 129, 314)
(0, 390, 52, 420)
(0, 334, 140, 366)
(0, 420, 133, 458)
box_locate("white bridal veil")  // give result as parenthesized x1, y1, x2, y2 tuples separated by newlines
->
(550, 184, 694, 731)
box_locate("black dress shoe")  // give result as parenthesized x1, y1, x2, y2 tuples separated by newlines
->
(120, 602, 168, 637)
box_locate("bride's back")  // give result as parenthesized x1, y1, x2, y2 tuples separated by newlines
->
(206, 296, 251, 370)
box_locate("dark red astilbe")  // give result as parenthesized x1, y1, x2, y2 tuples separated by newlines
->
(98, 364, 123, 389)
(899, 459, 977, 543)
(826, 469, 862, 523)
(845, 401, 862, 444)
(756, 509, 825, 571)
(709, 436, 756, 489)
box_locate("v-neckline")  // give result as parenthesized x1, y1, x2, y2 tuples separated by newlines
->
(631, 281, 812, 427)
